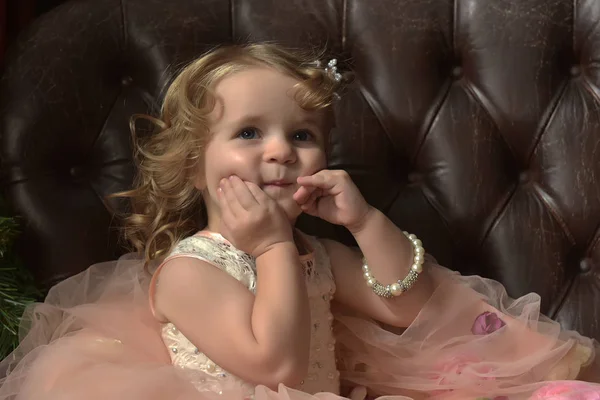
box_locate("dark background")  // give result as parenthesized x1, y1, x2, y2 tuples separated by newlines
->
(1, 0, 68, 64)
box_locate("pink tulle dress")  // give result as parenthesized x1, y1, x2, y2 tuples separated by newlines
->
(1, 230, 599, 400)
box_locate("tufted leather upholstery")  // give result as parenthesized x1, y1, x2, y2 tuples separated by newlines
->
(1, 0, 599, 340)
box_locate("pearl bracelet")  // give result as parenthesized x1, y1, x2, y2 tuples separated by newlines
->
(362, 231, 425, 298)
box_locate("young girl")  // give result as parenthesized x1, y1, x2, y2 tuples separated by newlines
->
(1, 43, 599, 400)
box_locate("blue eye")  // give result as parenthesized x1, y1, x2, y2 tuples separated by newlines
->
(293, 130, 313, 141)
(238, 128, 259, 140)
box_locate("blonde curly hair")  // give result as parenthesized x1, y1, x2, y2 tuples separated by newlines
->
(110, 43, 348, 268)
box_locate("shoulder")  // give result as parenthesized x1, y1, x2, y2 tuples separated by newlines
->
(151, 233, 257, 321)
(152, 253, 220, 321)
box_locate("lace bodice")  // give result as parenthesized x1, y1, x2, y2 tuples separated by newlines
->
(152, 232, 340, 396)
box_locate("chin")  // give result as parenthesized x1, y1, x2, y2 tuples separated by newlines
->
(278, 199, 302, 222)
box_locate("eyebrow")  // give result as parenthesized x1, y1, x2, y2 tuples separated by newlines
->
(229, 115, 265, 127)
(229, 114, 324, 129)
(295, 116, 323, 128)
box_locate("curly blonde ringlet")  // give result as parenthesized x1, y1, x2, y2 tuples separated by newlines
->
(108, 43, 350, 270)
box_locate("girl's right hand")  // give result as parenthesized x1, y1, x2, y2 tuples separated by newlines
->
(218, 175, 294, 258)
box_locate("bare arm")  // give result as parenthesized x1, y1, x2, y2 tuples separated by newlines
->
(326, 208, 434, 327)
(154, 242, 310, 389)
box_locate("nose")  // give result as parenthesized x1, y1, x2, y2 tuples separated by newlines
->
(263, 136, 296, 164)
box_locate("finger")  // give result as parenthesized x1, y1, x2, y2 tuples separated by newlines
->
(293, 185, 317, 204)
(220, 178, 244, 217)
(297, 170, 340, 192)
(300, 188, 321, 212)
(301, 205, 320, 217)
(245, 181, 270, 203)
(217, 185, 234, 222)
(229, 176, 259, 209)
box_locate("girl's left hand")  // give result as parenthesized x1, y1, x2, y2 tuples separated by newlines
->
(293, 170, 372, 232)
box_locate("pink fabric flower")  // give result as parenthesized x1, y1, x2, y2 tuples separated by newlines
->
(530, 381, 600, 399)
(472, 311, 506, 335)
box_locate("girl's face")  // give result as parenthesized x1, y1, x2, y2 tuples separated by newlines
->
(196, 67, 328, 230)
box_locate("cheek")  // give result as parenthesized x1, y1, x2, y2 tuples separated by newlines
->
(318, 153, 327, 169)
(206, 150, 255, 184)
(306, 151, 327, 174)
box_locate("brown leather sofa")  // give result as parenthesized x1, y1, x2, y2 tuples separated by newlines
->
(1, 0, 599, 343)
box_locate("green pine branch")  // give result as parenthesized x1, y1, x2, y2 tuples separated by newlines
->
(0, 215, 42, 359)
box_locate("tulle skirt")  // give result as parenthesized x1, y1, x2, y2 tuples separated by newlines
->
(1, 253, 600, 400)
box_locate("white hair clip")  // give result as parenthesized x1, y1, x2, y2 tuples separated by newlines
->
(312, 58, 343, 83)
(325, 58, 343, 82)
(310, 58, 344, 102)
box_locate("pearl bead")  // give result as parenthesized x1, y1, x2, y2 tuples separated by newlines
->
(171, 347, 178, 353)
(364, 230, 424, 298)
(390, 283, 402, 296)
(206, 362, 216, 372)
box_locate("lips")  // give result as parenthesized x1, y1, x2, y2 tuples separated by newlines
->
(263, 180, 293, 187)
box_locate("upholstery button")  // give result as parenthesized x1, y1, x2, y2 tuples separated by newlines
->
(570, 66, 581, 77)
(451, 66, 463, 79)
(121, 76, 133, 86)
(70, 166, 86, 179)
(518, 171, 531, 184)
(579, 258, 593, 273)
(408, 172, 422, 183)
